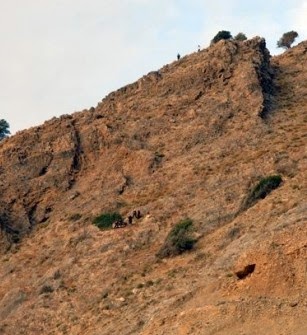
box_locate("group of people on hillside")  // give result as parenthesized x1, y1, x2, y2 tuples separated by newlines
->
(112, 210, 142, 229)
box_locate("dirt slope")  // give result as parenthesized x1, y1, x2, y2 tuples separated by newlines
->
(0, 37, 306, 335)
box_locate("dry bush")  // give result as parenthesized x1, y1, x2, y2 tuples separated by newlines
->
(242, 175, 282, 210)
(156, 219, 196, 258)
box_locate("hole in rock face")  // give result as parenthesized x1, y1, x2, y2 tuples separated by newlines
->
(39, 166, 48, 176)
(236, 264, 256, 280)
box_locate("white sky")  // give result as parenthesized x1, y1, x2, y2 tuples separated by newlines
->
(1, 0, 306, 134)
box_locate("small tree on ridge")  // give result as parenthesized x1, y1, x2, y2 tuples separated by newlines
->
(0, 119, 10, 141)
(211, 30, 232, 45)
(234, 32, 247, 41)
(277, 31, 298, 49)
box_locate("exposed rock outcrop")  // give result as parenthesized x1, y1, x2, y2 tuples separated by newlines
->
(0, 38, 275, 239)
(0, 38, 306, 335)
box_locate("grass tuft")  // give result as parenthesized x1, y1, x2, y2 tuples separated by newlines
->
(242, 175, 282, 210)
(156, 218, 196, 258)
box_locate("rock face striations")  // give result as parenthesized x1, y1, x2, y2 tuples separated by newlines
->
(0, 37, 274, 239)
(0, 38, 306, 335)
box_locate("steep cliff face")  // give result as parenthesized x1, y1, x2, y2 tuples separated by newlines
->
(0, 38, 306, 335)
(0, 37, 274, 240)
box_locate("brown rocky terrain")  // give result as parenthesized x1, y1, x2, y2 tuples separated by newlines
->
(0, 37, 306, 335)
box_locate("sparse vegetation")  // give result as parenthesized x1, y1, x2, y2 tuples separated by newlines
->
(227, 226, 240, 240)
(53, 270, 61, 280)
(277, 31, 298, 49)
(145, 280, 154, 287)
(69, 228, 92, 246)
(69, 213, 82, 221)
(156, 218, 196, 258)
(243, 175, 283, 209)
(0, 33, 306, 335)
(211, 30, 232, 45)
(101, 290, 109, 299)
(92, 212, 123, 230)
(194, 251, 211, 262)
(39, 284, 54, 294)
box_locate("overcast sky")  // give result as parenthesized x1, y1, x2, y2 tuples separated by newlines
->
(1, 0, 306, 134)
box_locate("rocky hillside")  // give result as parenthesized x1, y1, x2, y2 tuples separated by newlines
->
(0, 37, 306, 335)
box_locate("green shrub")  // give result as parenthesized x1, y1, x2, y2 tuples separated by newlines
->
(243, 175, 282, 209)
(234, 32, 247, 41)
(93, 212, 122, 230)
(0, 119, 10, 141)
(211, 30, 232, 45)
(156, 218, 196, 259)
